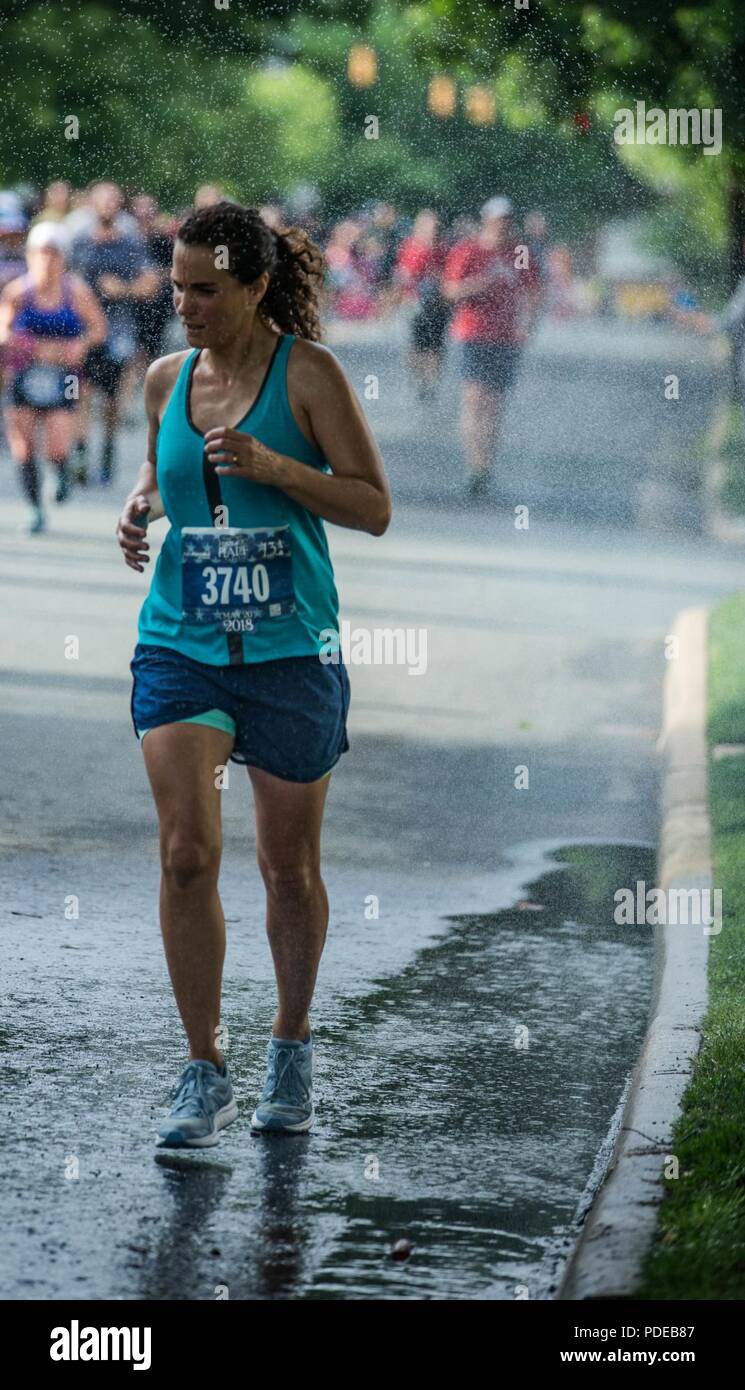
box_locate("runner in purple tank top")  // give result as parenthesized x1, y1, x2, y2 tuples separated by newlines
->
(0, 221, 106, 532)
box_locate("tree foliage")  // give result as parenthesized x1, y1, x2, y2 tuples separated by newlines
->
(0, 0, 738, 284)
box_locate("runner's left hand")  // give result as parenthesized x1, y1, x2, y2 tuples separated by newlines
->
(204, 427, 289, 488)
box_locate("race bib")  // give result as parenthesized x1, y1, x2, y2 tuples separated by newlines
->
(15, 364, 68, 408)
(181, 526, 296, 634)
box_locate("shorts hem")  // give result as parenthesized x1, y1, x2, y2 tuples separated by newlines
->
(231, 743, 349, 782)
(136, 708, 237, 741)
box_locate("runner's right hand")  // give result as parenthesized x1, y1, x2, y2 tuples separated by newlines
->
(116, 494, 151, 572)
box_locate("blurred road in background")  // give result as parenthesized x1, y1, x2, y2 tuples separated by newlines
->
(1, 319, 740, 1299)
(329, 312, 727, 525)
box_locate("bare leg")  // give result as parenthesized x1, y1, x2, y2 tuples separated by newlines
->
(409, 346, 441, 394)
(142, 722, 235, 1067)
(420, 349, 441, 389)
(101, 390, 119, 445)
(408, 346, 426, 392)
(74, 378, 92, 449)
(4, 405, 37, 465)
(43, 408, 75, 461)
(43, 408, 75, 498)
(248, 765, 333, 1042)
(461, 380, 506, 477)
(4, 407, 41, 516)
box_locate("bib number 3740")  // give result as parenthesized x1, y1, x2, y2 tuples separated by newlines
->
(181, 526, 296, 634)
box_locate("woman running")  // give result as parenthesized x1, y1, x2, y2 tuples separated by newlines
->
(115, 202, 391, 1147)
(0, 221, 106, 532)
(394, 210, 451, 401)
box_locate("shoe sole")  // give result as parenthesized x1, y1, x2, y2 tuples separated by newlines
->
(155, 1097, 239, 1149)
(250, 1106, 314, 1135)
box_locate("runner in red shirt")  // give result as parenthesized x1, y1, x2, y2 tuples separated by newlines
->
(442, 196, 541, 501)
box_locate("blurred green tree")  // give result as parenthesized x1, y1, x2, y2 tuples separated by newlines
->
(418, 0, 741, 286)
(0, 0, 738, 292)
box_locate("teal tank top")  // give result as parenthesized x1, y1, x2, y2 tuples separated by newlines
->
(137, 333, 341, 665)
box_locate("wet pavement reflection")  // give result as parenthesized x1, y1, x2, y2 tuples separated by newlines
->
(2, 840, 654, 1300)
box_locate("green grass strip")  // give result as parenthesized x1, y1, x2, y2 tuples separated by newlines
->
(636, 593, 745, 1299)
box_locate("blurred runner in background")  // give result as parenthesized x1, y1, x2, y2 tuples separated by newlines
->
(69, 181, 159, 484)
(126, 194, 176, 413)
(0, 221, 106, 532)
(442, 196, 543, 502)
(30, 180, 73, 227)
(193, 183, 225, 211)
(544, 245, 579, 321)
(324, 218, 377, 319)
(257, 203, 284, 231)
(0, 193, 29, 445)
(361, 201, 410, 315)
(0, 193, 29, 292)
(524, 210, 551, 282)
(394, 210, 451, 400)
(64, 181, 140, 241)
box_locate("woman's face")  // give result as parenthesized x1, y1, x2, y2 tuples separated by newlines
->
(46, 182, 71, 214)
(481, 215, 512, 249)
(27, 245, 64, 279)
(171, 239, 269, 349)
(414, 212, 438, 243)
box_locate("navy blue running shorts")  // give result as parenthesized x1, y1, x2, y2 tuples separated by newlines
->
(130, 642, 351, 783)
(460, 341, 523, 389)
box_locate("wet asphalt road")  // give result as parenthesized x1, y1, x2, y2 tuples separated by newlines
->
(1, 317, 742, 1299)
(330, 312, 726, 526)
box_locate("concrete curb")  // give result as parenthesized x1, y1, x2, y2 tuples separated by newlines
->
(556, 606, 712, 1300)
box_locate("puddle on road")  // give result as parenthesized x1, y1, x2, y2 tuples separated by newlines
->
(448, 840, 658, 937)
(291, 840, 656, 1300)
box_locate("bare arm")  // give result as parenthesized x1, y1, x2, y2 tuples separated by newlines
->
(98, 267, 162, 301)
(115, 356, 177, 570)
(205, 341, 392, 536)
(443, 260, 517, 304)
(71, 277, 108, 349)
(0, 279, 26, 346)
(442, 273, 487, 303)
(130, 267, 162, 300)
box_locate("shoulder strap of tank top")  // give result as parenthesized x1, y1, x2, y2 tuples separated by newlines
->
(269, 332, 293, 394)
(181, 348, 201, 427)
(239, 333, 286, 420)
(263, 332, 286, 391)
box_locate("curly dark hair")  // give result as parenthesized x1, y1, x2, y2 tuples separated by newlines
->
(176, 200, 325, 341)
